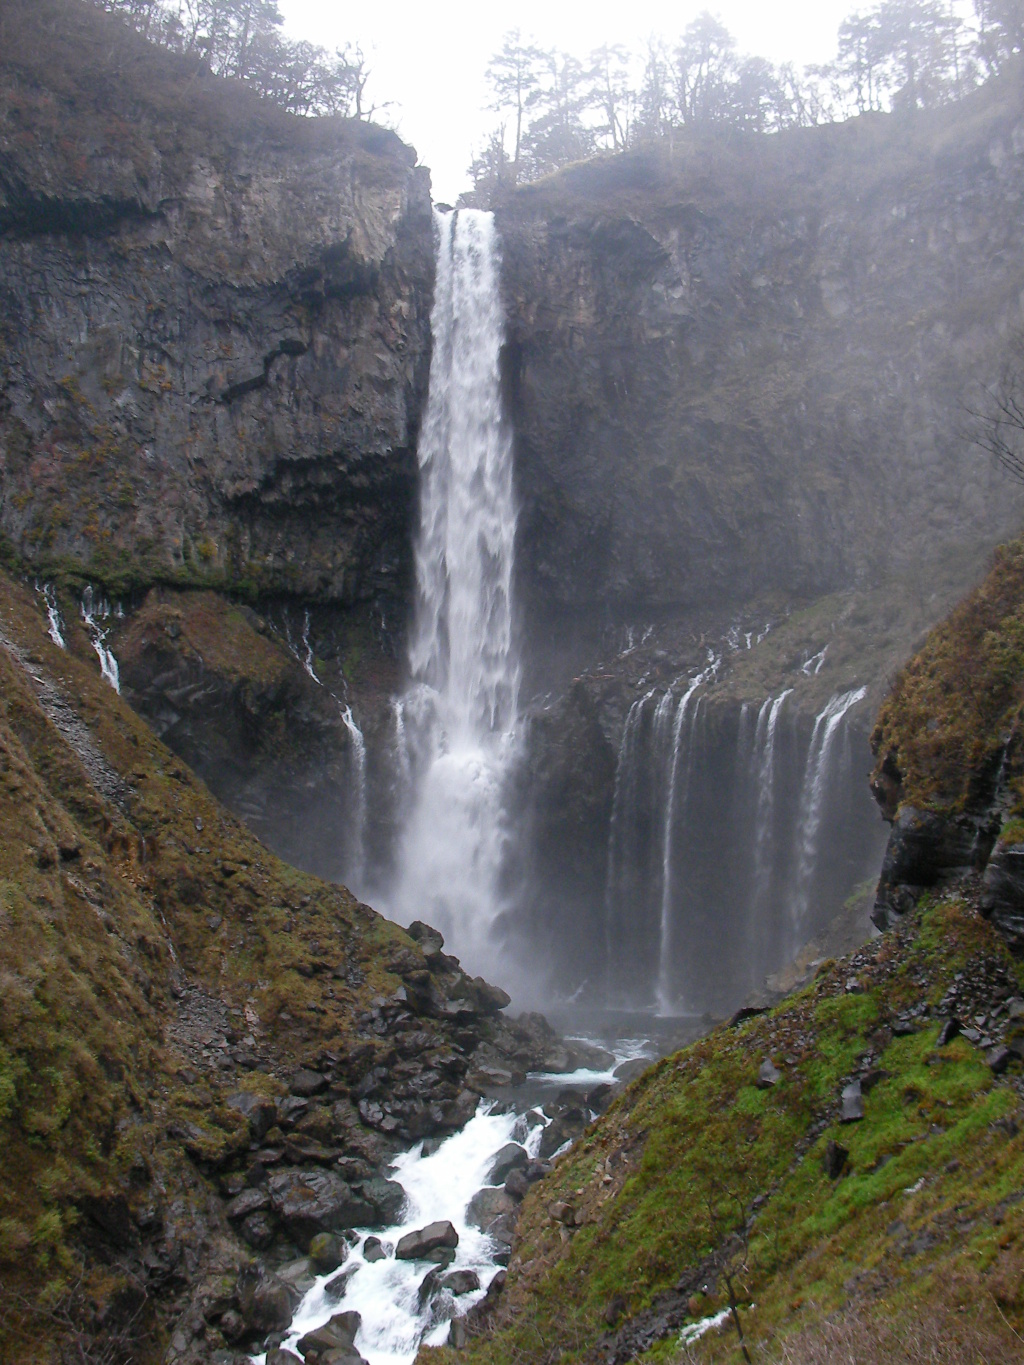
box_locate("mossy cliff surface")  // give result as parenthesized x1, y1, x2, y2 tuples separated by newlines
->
(871, 536, 1024, 946)
(0, 570, 551, 1364)
(0, 0, 432, 608)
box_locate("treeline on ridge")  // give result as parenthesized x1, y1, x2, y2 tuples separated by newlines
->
(470, 1, 1024, 192)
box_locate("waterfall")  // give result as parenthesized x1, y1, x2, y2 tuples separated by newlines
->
(655, 676, 707, 1016)
(389, 209, 519, 977)
(604, 689, 655, 997)
(80, 586, 120, 692)
(790, 686, 868, 934)
(341, 706, 368, 892)
(750, 689, 792, 915)
(39, 583, 66, 649)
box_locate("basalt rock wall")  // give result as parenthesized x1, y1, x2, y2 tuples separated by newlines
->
(0, 0, 433, 613)
(496, 72, 1024, 688)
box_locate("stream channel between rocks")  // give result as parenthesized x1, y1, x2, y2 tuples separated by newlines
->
(254, 1030, 686, 1365)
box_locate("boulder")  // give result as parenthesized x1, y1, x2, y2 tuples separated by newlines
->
(267, 1351, 303, 1365)
(407, 920, 445, 957)
(239, 1211, 276, 1249)
(268, 1169, 374, 1243)
(466, 1187, 516, 1234)
(290, 1068, 329, 1098)
(612, 1058, 649, 1084)
(872, 807, 979, 930)
(441, 1269, 481, 1296)
(504, 1169, 530, 1201)
(225, 1187, 270, 1221)
(277, 1257, 317, 1303)
(538, 1110, 586, 1160)
(823, 1139, 848, 1179)
(324, 1264, 359, 1304)
(360, 1176, 406, 1226)
(309, 1232, 347, 1273)
(467, 976, 512, 1014)
(395, 1221, 459, 1260)
(488, 1143, 529, 1184)
(362, 1235, 387, 1263)
(840, 1080, 864, 1123)
(225, 1090, 278, 1140)
(235, 1267, 292, 1335)
(297, 1310, 363, 1364)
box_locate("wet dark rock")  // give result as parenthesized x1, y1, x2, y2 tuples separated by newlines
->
(441, 1269, 481, 1296)
(268, 1169, 374, 1243)
(276, 1258, 317, 1303)
(225, 1091, 278, 1141)
(504, 1169, 531, 1201)
(587, 1082, 615, 1113)
(236, 1266, 292, 1335)
(225, 1187, 270, 1222)
(362, 1236, 387, 1263)
(324, 1265, 359, 1305)
(308, 1232, 347, 1273)
(360, 1176, 406, 1226)
(267, 1350, 303, 1365)
(823, 1139, 849, 1179)
(240, 1212, 276, 1249)
(538, 1109, 587, 1159)
(424, 1246, 457, 1268)
(612, 1058, 649, 1084)
(395, 1220, 459, 1260)
(406, 921, 445, 958)
(448, 1318, 469, 1349)
(937, 1018, 962, 1047)
(872, 808, 980, 930)
(297, 1310, 363, 1363)
(466, 1187, 516, 1234)
(488, 1143, 529, 1184)
(417, 1266, 441, 1307)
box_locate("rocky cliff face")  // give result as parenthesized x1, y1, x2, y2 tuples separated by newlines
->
(0, 0, 433, 611)
(496, 76, 1024, 682)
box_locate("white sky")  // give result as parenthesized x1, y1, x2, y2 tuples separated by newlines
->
(276, 1, 865, 202)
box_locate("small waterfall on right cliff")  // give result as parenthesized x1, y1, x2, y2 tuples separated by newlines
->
(602, 683, 883, 1013)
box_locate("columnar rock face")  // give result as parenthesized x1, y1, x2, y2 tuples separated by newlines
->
(495, 75, 1024, 676)
(0, 5, 433, 609)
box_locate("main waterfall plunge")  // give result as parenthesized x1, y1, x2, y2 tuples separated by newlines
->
(384, 209, 520, 981)
(348, 207, 887, 1015)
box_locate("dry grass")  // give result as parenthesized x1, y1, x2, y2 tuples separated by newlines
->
(765, 1302, 1023, 1364)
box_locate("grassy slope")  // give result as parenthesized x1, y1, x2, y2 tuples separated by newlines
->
(426, 894, 1024, 1364)
(0, 567, 418, 1359)
(421, 539, 1024, 1365)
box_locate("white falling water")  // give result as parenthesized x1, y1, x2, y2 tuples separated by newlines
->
(39, 583, 66, 649)
(342, 705, 368, 889)
(300, 609, 321, 684)
(80, 586, 120, 692)
(389, 209, 519, 977)
(790, 686, 867, 931)
(750, 689, 792, 913)
(604, 688, 655, 994)
(655, 672, 710, 1016)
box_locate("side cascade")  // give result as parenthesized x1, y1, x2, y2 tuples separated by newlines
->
(80, 586, 120, 692)
(388, 208, 520, 980)
(603, 682, 883, 1013)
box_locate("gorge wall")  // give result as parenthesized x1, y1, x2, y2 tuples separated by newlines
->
(6, 1, 1024, 1018)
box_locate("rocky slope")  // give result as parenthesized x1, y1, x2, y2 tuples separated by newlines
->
(0, 569, 572, 1364)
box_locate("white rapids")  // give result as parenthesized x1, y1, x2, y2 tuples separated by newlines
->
(263, 1105, 540, 1365)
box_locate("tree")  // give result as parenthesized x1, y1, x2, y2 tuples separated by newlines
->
(589, 43, 633, 151)
(634, 34, 677, 141)
(485, 30, 545, 181)
(675, 12, 737, 126)
(521, 50, 596, 177)
(968, 343, 1024, 483)
(974, 0, 1024, 74)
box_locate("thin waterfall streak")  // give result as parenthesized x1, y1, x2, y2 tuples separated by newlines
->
(340, 706, 367, 890)
(604, 690, 654, 996)
(790, 686, 868, 929)
(81, 586, 120, 693)
(655, 675, 704, 1015)
(751, 689, 792, 912)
